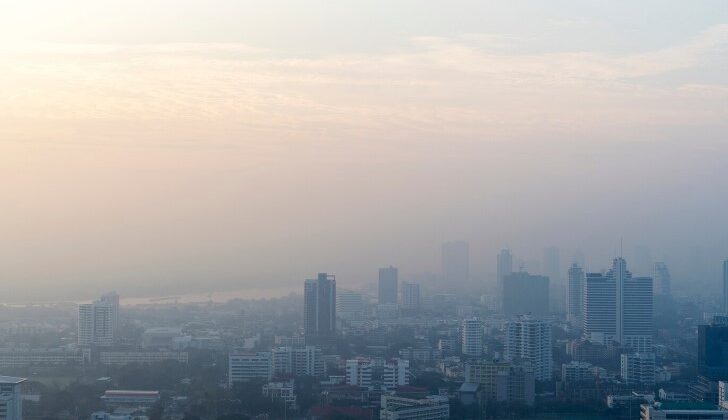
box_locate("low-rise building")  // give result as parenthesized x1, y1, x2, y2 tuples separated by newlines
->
(229, 352, 272, 385)
(0, 376, 25, 420)
(380, 395, 449, 420)
(99, 351, 188, 366)
(641, 402, 728, 420)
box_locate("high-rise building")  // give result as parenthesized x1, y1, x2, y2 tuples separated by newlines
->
(271, 346, 326, 378)
(304, 273, 336, 346)
(502, 272, 549, 317)
(0, 376, 25, 420)
(497, 249, 513, 304)
(582, 258, 653, 352)
(653, 262, 672, 297)
(461, 318, 483, 357)
(699, 316, 728, 380)
(504, 315, 553, 382)
(378, 266, 398, 305)
(723, 260, 728, 314)
(442, 241, 469, 285)
(78, 293, 118, 347)
(620, 352, 655, 386)
(401, 282, 420, 311)
(567, 264, 585, 326)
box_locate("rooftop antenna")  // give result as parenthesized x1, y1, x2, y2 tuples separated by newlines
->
(620, 237, 623, 258)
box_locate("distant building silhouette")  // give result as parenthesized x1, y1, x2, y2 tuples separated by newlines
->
(502, 272, 549, 317)
(401, 282, 420, 311)
(378, 266, 398, 305)
(304, 273, 336, 346)
(497, 249, 513, 307)
(78, 292, 119, 347)
(567, 263, 585, 326)
(723, 260, 728, 313)
(653, 262, 672, 297)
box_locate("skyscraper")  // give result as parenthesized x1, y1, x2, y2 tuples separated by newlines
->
(78, 293, 118, 347)
(582, 258, 653, 352)
(442, 241, 469, 285)
(304, 273, 336, 346)
(502, 272, 549, 317)
(504, 315, 553, 382)
(378, 266, 398, 305)
(653, 262, 672, 297)
(461, 317, 483, 357)
(567, 263, 584, 326)
(401, 282, 420, 311)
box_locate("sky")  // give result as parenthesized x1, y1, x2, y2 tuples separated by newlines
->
(0, 1, 727, 301)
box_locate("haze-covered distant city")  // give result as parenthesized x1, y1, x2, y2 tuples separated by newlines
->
(1, 1, 728, 420)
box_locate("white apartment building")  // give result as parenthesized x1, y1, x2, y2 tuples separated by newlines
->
(78, 293, 119, 347)
(0, 376, 25, 420)
(505, 315, 553, 382)
(383, 359, 410, 390)
(345, 358, 372, 388)
(461, 318, 483, 357)
(271, 346, 325, 378)
(380, 395, 449, 420)
(621, 353, 656, 386)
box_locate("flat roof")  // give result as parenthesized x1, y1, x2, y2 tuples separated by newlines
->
(0, 376, 26, 384)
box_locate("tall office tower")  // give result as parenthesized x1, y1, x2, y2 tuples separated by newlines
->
(567, 263, 585, 326)
(461, 317, 483, 357)
(620, 352, 656, 386)
(304, 273, 336, 346)
(633, 245, 652, 277)
(401, 282, 420, 311)
(378, 266, 398, 305)
(336, 290, 365, 320)
(0, 376, 25, 420)
(504, 315, 553, 382)
(442, 241, 470, 285)
(723, 260, 728, 314)
(78, 294, 118, 347)
(653, 262, 672, 296)
(699, 316, 728, 380)
(497, 249, 514, 303)
(502, 272, 549, 317)
(582, 258, 653, 352)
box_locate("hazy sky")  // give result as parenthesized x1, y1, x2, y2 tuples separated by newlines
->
(1, 1, 727, 301)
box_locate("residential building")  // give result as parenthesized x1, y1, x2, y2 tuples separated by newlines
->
(0, 376, 25, 420)
(345, 358, 372, 388)
(502, 272, 549, 317)
(621, 353, 656, 386)
(401, 282, 420, 311)
(271, 346, 325, 378)
(504, 315, 552, 382)
(383, 359, 410, 390)
(561, 361, 593, 383)
(304, 273, 336, 346)
(99, 351, 189, 366)
(464, 360, 535, 405)
(379, 266, 398, 305)
(228, 352, 272, 385)
(461, 318, 483, 357)
(380, 395, 449, 420)
(78, 294, 119, 347)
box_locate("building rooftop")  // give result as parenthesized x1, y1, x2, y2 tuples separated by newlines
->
(0, 376, 26, 384)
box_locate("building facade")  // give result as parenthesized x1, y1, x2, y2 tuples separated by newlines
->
(504, 315, 553, 382)
(304, 273, 336, 346)
(567, 263, 584, 326)
(502, 272, 549, 317)
(379, 266, 398, 305)
(461, 318, 483, 357)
